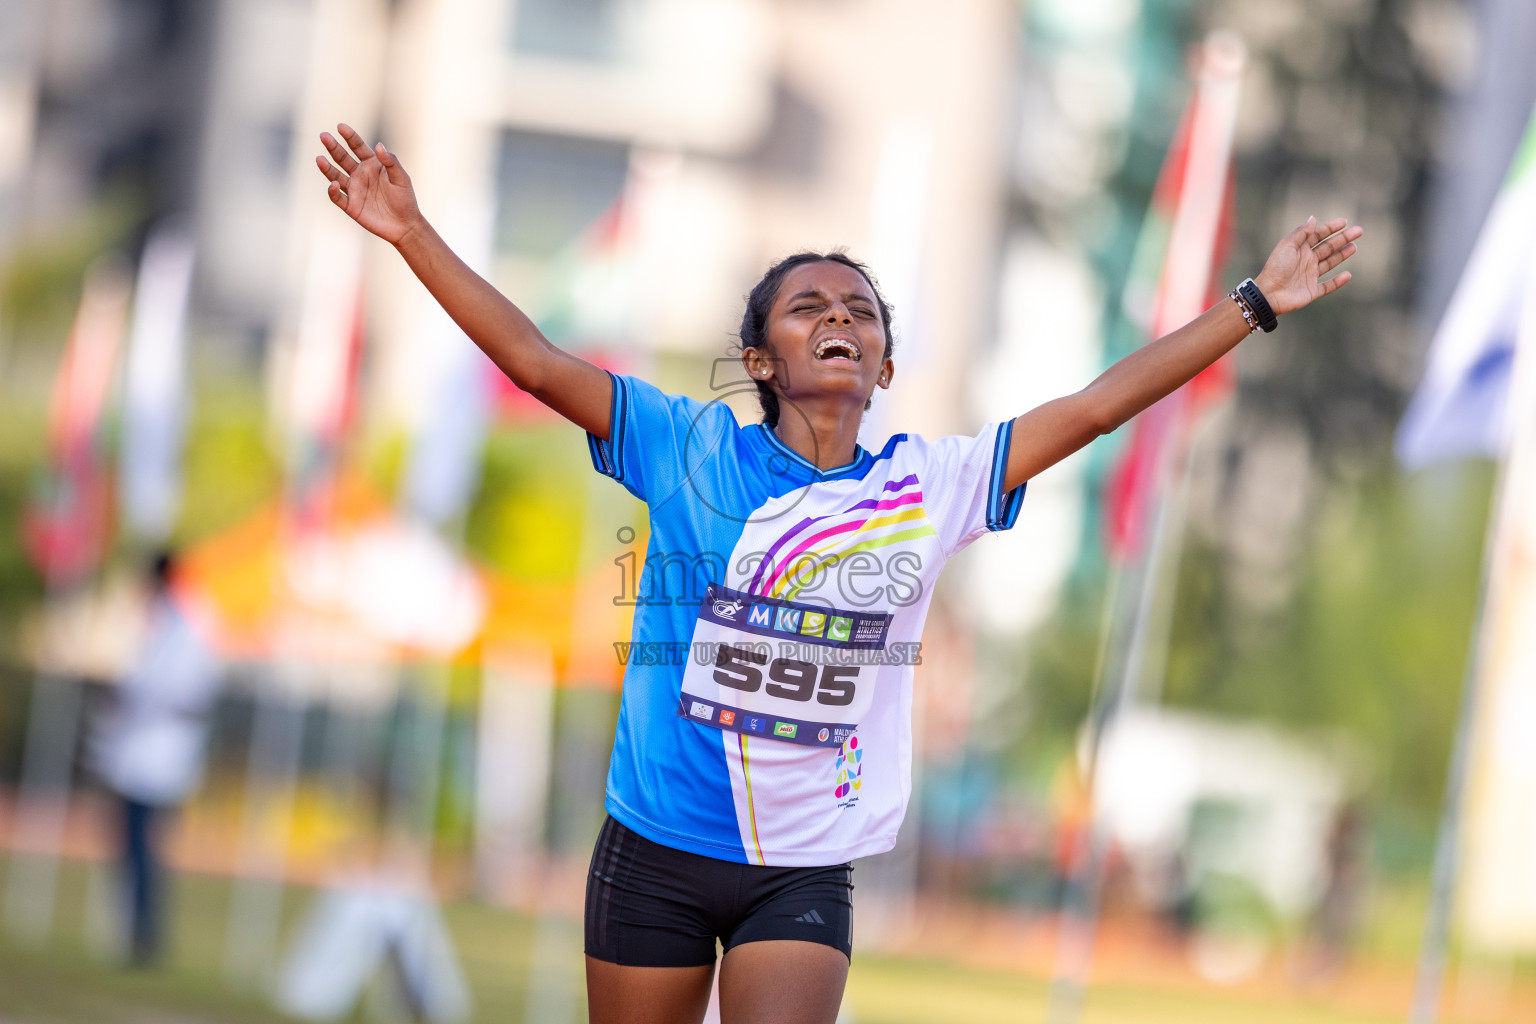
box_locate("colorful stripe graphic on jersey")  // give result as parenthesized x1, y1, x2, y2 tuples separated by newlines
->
(748, 475, 932, 596)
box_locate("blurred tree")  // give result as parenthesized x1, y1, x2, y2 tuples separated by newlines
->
(1013, 0, 1498, 859)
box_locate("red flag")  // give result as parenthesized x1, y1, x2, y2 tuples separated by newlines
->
(23, 263, 131, 581)
(1104, 38, 1245, 562)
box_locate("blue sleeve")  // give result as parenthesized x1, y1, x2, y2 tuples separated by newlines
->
(586, 373, 729, 503)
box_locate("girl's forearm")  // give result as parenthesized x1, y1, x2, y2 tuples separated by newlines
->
(392, 217, 612, 436)
(1082, 297, 1250, 435)
(1000, 298, 1250, 489)
(394, 219, 549, 387)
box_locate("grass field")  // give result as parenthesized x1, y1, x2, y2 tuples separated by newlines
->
(0, 859, 1528, 1024)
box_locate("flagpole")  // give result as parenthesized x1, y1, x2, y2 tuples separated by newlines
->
(1045, 34, 1243, 1021)
(4, 261, 130, 942)
(1408, 227, 1536, 1024)
(1407, 510, 1495, 1024)
(1045, 395, 1189, 1024)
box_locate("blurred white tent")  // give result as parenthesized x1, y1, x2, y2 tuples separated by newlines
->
(1093, 708, 1356, 919)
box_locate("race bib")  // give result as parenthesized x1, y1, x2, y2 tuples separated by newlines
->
(675, 584, 892, 747)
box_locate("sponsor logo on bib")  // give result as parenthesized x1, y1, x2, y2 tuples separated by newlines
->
(774, 722, 797, 739)
(718, 709, 736, 726)
(699, 584, 890, 650)
(817, 727, 830, 742)
(690, 701, 713, 721)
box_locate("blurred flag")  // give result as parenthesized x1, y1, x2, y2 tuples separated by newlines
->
(288, 283, 365, 508)
(119, 224, 196, 541)
(1103, 37, 1243, 561)
(401, 196, 499, 527)
(22, 260, 131, 582)
(402, 343, 493, 527)
(1396, 104, 1536, 468)
(1442, 108, 1536, 957)
(1460, 396, 1536, 954)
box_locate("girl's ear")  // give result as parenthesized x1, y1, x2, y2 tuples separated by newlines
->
(743, 346, 774, 381)
(877, 357, 895, 389)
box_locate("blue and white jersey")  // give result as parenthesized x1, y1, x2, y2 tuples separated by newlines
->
(589, 374, 1025, 866)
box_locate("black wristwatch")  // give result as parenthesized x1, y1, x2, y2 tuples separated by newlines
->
(1236, 278, 1278, 333)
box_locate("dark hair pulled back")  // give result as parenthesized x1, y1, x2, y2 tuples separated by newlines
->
(738, 251, 895, 427)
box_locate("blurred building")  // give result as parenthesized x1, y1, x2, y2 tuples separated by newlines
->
(0, 0, 212, 263)
(177, 0, 1018, 453)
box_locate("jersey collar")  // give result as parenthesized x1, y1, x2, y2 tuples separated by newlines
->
(756, 423, 871, 481)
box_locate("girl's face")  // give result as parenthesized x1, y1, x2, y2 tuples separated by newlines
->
(744, 260, 895, 413)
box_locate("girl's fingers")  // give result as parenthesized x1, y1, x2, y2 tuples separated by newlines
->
(320, 132, 358, 173)
(1301, 216, 1349, 248)
(315, 156, 352, 193)
(1312, 232, 1351, 262)
(337, 123, 374, 162)
(1320, 270, 1352, 295)
(326, 181, 347, 208)
(376, 143, 408, 186)
(1318, 243, 1358, 274)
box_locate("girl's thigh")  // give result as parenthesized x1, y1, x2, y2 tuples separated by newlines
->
(586, 957, 716, 1024)
(718, 939, 848, 1024)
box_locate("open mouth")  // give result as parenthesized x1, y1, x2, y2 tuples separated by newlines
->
(815, 337, 861, 362)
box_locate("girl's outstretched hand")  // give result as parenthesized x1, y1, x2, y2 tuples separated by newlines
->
(315, 123, 421, 245)
(1253, 216, 1365, 316)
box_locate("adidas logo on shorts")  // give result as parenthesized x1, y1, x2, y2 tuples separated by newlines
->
(793, 909, 826, 926)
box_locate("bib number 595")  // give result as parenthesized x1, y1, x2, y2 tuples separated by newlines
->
(713, 644, 857, 707)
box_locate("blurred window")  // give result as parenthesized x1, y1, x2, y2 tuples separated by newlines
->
(494, 130, 629, 257)
(511, 0, 629, 63)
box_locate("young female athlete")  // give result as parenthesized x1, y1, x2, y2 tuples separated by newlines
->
(315, 123, 1362, 1024)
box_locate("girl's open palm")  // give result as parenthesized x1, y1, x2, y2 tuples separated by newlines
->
(315, 124, 420, 245)
(1254, 215, 1365, 315)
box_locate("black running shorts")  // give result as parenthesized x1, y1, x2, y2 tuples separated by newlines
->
(584, 815, 854, 967)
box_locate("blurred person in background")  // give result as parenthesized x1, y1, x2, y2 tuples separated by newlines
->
(1300, 801, 1370, 983)
(314, 121, 1361, 1024)
(90, 550, 222, 966)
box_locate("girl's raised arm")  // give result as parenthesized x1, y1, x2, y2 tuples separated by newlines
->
(315, 123, 613, 439)
(1000, 215, 1364, 492)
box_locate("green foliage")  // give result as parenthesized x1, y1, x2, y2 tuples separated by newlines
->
(0, 192, 144, 347)
(1161, 463, 1489, 832)
(0, 395, 46, 664)
(463, 425, 589, 583)
(1017, 461, 1490, 861)
(174, 382, 282, 546)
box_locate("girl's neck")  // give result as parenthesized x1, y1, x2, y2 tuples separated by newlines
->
(769, 400, 865, 471)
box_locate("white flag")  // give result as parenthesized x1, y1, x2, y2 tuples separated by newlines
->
(119, 224, 196, 541)
(1397, 106, 1536, 468)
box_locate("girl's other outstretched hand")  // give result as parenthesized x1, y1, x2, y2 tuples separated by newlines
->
(315, 123, 421, 245)
(1253, 216, 1364, 316)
